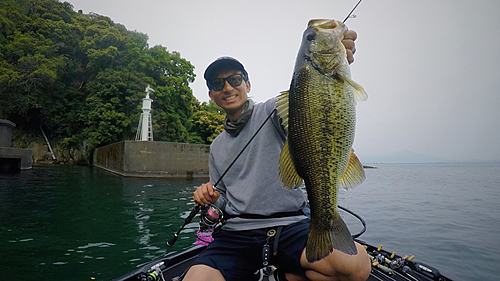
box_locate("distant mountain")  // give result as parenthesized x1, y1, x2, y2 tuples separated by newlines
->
(359, 150, 446, 164)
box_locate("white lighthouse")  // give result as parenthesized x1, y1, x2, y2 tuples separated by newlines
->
(135, 85, 154, 141)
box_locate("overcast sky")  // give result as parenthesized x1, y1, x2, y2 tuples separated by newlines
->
(65, 0, 500, 162)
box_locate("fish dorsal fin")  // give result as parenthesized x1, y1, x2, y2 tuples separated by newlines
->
(340, 149, 366, 189)
(279, 140, 303, 189)
(338, 74, 368, 102)
(276, 91, 289, 132)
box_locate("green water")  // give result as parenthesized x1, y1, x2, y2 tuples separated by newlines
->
(2, 163, 500, 280)
(0, 165, 205, 280)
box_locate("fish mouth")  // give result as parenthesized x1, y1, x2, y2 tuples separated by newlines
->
(308, 19, 347, 36)
(308, 19, 338, 30)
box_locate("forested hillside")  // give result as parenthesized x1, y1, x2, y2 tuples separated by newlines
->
(0, 0, 223, 161)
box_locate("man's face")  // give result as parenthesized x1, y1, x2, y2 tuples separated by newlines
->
(208, 69, 251, 121)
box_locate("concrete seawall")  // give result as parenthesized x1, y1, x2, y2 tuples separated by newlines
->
(93, 141, 210, 179)
(0, 119, 32, 171)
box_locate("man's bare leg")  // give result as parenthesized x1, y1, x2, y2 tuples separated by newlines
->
(183, 264, 225, 281)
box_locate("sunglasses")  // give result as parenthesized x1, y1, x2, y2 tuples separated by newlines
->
(210, 74, 244, 91)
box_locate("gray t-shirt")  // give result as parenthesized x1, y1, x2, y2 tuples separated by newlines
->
(210, 97, 308, 231)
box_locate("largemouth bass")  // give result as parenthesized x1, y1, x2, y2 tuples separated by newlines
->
(277, 19, 367, 262)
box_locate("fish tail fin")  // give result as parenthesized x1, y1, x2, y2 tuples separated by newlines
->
(307, 224, 333, 262)
(307, 215, 357, 262)
(328, 215, 357, 255)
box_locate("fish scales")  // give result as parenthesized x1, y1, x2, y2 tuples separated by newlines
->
(277, 19, 367, 262)
(290, 64, 355, 235)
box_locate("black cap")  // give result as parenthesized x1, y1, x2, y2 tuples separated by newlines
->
(204, 57, 248, 88)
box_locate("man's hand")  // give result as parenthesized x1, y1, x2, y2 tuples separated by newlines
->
(342, 29, 357, 64)
(193, 182, 220, 206)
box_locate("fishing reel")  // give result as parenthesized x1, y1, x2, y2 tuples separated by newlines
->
(167, 204, 224, 247)
(200, 204, 224, 228)
(194, 204, 224, 246)
(137, 262, 164, 281)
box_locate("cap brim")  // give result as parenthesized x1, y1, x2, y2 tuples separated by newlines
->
(204, 58, 247, 81)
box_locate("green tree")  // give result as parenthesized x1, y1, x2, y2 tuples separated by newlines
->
(0, 0, 226, 159)
(189, 101, 225, 144)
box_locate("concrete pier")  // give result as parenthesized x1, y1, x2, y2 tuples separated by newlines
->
(0, 119, 33, 171)
(93, 140, 210, 179)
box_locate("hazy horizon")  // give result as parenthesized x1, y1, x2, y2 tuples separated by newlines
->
(65, 0, 500, 162)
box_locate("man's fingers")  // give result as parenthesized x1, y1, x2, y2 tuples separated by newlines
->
(344, 29, 357, 41)
(342, 30, 358, 64)
(342, 39, 356, 54)
(346, 49, 354, 64)
(212, 190, 220, 202)
(193, 183, 218, 205)
(342, 29, 357, 64)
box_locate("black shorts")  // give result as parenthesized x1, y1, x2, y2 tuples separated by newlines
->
(192, 219, 310, 281)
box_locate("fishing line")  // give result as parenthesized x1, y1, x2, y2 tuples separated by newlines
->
(212, 108, 277, 188)
(340, 0, 367, 239)
(343, 0, 363, 23)
(167, 108, 277, 247)
(212, 0, 363, 188)
(168, 0, 366, 246)
(339, 204, 366, 238)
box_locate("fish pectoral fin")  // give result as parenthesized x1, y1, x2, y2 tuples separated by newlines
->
(338, 74, 368, 102)
(276, 90, 290, 132)
(279, 140, 303, 189)
(340, 149, 366, 189)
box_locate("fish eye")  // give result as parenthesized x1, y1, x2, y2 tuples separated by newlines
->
(306, 33, 316, 41)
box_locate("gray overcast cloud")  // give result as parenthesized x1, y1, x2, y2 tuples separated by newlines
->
(66, 0, 500, 162)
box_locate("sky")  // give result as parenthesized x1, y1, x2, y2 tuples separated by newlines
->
(65, 0, 500, 162)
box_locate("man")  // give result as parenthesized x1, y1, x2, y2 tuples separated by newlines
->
(185, 30, 370, 281)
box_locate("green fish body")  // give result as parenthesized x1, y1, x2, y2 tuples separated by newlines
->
(277, 19, 367, 262)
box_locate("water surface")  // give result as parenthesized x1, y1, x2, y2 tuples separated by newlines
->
(0, 165, 204, 280)
(1, 162, 499, 280)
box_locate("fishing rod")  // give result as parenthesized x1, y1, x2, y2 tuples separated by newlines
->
(343, 0, 363, 23)
(167, 108, 278, 247)
(212, 108, 278, 190)
(166, 204, 201, 247)
(166, 106, 368, 246)
(168, 0, 365, 247)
